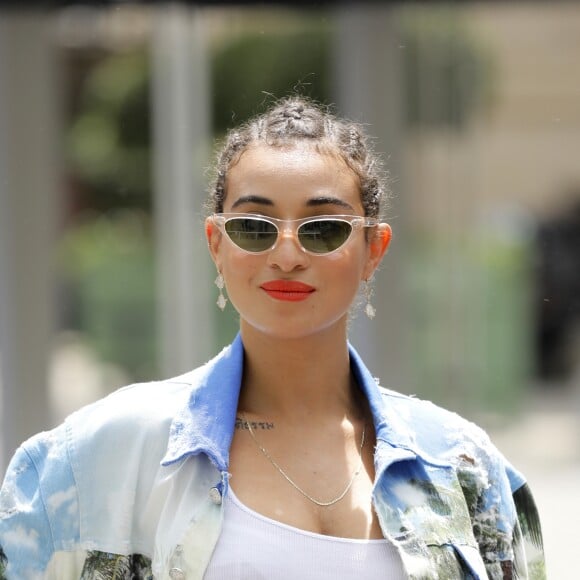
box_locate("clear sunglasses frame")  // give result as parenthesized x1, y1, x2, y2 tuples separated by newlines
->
(210, 213, 380, 256)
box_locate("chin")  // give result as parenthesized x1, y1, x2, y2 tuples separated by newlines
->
(241, 313, 349, 342)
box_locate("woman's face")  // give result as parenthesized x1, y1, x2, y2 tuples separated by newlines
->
(207, 144, 391, 341)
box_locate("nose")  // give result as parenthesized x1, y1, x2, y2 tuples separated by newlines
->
(266, 227, 310, 271)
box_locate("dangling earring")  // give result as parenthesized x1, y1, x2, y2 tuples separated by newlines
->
(364, 279, 376, 320)
(215, 272, 228, 311)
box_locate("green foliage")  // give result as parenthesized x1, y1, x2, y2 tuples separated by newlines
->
(401, 7, 492, 129)
(211, 25, 332, 132)
(59, 212, 157, 380)
(67, 50, 151, 211)
(407, 230, 532, 414)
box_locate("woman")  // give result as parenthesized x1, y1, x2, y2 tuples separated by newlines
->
(0, 98, 544, 579)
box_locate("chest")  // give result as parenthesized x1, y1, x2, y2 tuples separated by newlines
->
(203, 488, 407, 580)
(228, 422, 384, 539)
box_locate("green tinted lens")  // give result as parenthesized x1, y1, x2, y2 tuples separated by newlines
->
(298, 220, 353, 254)
(224, 218, 278, 252)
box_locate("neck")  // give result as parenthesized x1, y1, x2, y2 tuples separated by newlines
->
(238, 321, 362, 424)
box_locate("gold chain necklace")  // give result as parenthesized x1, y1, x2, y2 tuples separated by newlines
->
(240, 414, 366, 507)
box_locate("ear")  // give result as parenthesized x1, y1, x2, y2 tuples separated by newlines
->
(363, 223, 392, 280)
(205, 216, 222, 266)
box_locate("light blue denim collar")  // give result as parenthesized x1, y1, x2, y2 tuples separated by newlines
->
(161, 333, 420, 471)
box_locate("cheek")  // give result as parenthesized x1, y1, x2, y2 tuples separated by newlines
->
(220, 251, 261, 294)
(318, 252, 367, 305)
(323, 245, 369, 280)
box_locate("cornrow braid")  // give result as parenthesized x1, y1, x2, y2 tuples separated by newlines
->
(207, 96, 389, 218)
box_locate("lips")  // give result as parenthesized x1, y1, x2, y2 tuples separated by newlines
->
(260, 280, 315, 302)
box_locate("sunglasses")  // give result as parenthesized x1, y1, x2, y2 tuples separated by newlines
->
(211, 213, 379, 255)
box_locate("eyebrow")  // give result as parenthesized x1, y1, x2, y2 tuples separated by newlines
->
(231, 195, 274, 209)
(306, 196, 355, 210)
(230, 194, 355, 211)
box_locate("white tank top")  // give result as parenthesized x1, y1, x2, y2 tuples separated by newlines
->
(203, 488, 406, 579)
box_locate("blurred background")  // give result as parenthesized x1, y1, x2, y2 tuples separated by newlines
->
(0, 1, 578, 574)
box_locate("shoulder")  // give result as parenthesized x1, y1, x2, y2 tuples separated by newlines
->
(14, 367, 208, 493)
(66, 373, 197, 441)
(378, 385, 486, 436)
(351, 345, 502, 469)
(0, 371, 202, 547)
(12, 337, 244, 484)
(0, 352, 235, 576)
(377, 386, 509, 473)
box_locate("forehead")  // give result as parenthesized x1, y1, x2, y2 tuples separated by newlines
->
(224, 144, 362, 211)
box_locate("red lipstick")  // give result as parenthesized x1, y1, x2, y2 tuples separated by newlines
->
(260, 280, 315, 302)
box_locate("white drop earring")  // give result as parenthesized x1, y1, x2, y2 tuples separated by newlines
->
(364, 279, 376, 320)
(215, 272, 227, 311)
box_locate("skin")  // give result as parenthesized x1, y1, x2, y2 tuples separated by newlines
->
(206, 143, 391, 540)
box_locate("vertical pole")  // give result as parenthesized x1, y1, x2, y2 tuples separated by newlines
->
(151, 5, 214, 377)
(333, 5, 409, 390)
(0, 12, 61, 473)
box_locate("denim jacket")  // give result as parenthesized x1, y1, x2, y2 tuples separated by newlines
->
(0, 335, 545, 579)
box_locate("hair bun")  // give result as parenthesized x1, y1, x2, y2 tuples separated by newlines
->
(283, 103, 305, 120)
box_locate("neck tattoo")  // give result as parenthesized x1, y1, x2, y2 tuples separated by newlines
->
(239, 414, 366, 507)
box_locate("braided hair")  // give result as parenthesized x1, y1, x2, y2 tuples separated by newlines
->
(208, 97, 388, 218)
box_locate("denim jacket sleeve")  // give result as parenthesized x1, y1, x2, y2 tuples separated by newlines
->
(0, 424, 82, 580)
(452, 433, 546, 579)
